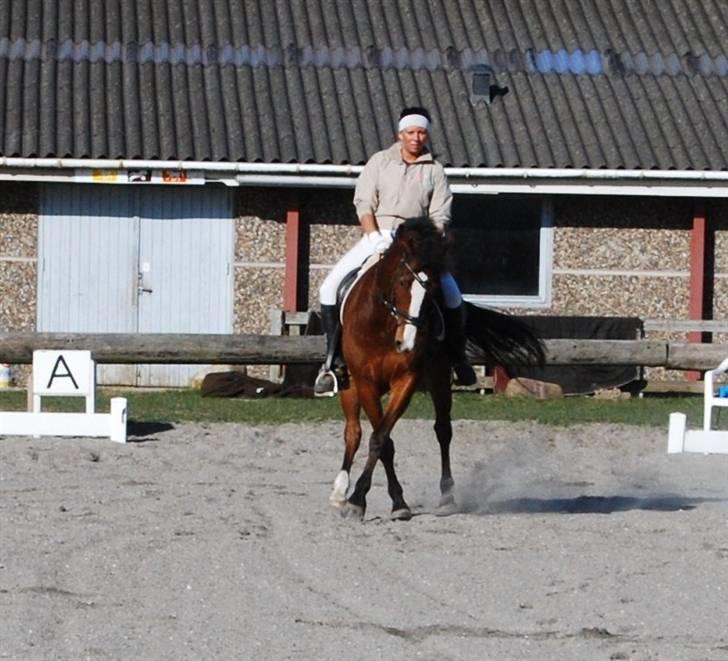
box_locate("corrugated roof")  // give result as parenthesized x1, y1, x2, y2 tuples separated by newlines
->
(0, 0, 726, 169)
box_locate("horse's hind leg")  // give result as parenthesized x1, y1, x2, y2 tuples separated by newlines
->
(430, 365, 458, 515)
(330, 385, 361, 508)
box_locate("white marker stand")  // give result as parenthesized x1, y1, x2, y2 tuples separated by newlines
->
(0, 350, 127, 443)
(668, 412, 728, 454)
(668, 357, 728, 455)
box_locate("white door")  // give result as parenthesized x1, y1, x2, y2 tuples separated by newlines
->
(39, 184, 233, 387)
(135, 187, 233, 386)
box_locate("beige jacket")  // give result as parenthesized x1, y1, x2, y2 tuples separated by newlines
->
(353, 142, 452, 231)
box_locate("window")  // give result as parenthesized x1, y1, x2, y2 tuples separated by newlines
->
(450, 194, 553, 307)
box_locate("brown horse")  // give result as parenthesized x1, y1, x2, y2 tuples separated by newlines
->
(328, 217, 544, 520)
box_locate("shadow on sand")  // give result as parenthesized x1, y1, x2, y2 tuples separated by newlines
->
(472, 494, 723, 515)
(126, 421, 175, 441)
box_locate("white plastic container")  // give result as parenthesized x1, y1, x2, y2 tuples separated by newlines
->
(0, 363, 13, 388)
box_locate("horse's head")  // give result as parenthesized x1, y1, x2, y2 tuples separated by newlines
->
(392, 217, 447, 274)
(379, 217, 446, 352)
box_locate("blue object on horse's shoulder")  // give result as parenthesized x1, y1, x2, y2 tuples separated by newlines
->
(719, 385, 728, 398)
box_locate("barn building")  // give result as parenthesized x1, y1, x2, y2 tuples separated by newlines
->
(0, 0, 727, 386)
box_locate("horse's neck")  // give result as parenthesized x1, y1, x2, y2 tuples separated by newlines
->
(344, 258, 394, 331)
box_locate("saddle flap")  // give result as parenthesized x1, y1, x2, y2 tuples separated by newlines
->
(338, 253, 381, 324)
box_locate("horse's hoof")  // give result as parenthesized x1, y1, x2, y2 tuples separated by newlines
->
(340, 502, 365, 521)
(390, 508, 413, 521)
(434, 501, 459, 517)
(329, 497, 347, 510)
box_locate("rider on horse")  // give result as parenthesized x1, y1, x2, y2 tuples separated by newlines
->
(314, 106, 477, 396)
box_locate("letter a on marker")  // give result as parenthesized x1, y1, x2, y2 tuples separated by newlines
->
(46, 355, 80, 390)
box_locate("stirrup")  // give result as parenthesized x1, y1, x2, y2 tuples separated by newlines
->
(314, 368, 339, 397)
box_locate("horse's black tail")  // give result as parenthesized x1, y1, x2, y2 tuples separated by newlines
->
(464, 302, 546, 368)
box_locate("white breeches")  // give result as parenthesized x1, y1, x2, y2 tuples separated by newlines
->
(319, 231, 463, 308)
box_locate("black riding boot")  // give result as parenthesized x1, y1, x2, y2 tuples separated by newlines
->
(314, 304, 342, 396)
(444, 303, 478, 387)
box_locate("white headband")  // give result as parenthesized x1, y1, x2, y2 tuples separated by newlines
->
(398, 113, 431, 132)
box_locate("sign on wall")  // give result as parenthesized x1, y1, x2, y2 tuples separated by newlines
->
(74, 169, 205, 185)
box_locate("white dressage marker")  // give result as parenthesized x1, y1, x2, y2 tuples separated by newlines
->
(668, 412, 728, 455)
(668, 357, 728, 455)
(0, 350, 127, 443)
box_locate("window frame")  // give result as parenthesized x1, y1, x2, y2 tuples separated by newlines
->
(453, 193, 554, 308)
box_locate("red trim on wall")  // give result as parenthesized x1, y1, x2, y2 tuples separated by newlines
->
(283, 192, 301, 312)
(686, 201, 707, 381)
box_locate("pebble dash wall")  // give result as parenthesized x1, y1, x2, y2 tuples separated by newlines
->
(549, 196, 693, 320)
(0, 182, 38, 336)
(1, 181, 727, 386)
(547, 196, 697, 382)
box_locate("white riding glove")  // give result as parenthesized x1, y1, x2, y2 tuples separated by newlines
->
(366, 230, 392, 254)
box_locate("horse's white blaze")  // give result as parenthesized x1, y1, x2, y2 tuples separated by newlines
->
(401, 272, 428, 351)
(329, 470, 350, 505)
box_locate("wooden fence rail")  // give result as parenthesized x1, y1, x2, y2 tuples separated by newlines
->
(643, 319, 728, 333)
(1, 333, 728, 371)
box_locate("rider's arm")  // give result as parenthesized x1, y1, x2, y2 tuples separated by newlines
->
(429, 162, 453, 233)
(359, 212, 379, 234)
(353, 152, 383, 235)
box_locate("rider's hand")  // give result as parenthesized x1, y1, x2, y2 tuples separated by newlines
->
(367, 231, 391, 254)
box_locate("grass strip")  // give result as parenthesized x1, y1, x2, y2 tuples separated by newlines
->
(0, 389, 707, 428)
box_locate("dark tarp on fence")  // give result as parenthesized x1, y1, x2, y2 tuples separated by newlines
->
(200, 311, 322, 398)
(501, 316, 644, 395)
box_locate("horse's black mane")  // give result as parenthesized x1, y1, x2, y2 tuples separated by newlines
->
(394, 217, 446, 271)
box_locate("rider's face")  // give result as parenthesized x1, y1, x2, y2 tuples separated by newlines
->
(399, 127, 429, 160)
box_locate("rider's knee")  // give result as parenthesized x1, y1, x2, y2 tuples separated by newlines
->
(319, 278, 338, 306)
(440, 272, 463, 308)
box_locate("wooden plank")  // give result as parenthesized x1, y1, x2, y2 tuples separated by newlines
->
(0, 333, 727, 371)
(542, 339, 667, 366)
(0, 333, 326, 365)
(644, 320, 728, 333)
(665, 343, 728, 370)
(643, 380, 704, 395)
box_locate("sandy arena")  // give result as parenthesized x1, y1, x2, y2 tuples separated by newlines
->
(2, 418, 728, 660)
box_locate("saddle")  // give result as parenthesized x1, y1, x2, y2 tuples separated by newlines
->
(337, 252, 381, 323)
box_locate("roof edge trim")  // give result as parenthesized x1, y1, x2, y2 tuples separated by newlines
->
(1, 159, 728, 191)
(2, 158, 727, 180)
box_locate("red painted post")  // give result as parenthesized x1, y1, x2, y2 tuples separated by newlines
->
(283, 192, 301, 312)
(686, 201, 707, 381)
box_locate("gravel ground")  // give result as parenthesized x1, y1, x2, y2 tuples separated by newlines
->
(2, 418, 728, 660)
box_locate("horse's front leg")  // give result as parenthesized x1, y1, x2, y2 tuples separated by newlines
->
(346, 375, 417, 521)
(380, 435, 412, 521)
(330, 385, 361, 508)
